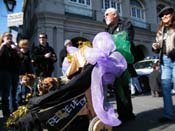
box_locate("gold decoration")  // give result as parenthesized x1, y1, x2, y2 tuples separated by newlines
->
(67, 53, 74, 63)
(25, 93, 32, 102)
(6, 106, 28, 128)
(77, 40, 92, 48)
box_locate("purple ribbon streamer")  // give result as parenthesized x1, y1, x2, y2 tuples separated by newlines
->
(84, 32, 127, 126)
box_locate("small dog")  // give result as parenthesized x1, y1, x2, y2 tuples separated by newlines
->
(19, 74, 36, 104)
(19, 73, 36, 90)
(37, 77, 61, 96)
(20, 74, 66, 96)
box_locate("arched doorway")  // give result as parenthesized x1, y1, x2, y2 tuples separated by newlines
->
(135, 45, 147, 61)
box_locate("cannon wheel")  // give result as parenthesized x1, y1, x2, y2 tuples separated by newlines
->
(88, 116, 112, 131)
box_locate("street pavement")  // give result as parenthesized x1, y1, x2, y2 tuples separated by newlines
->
(0, 93, 175, 131)
(113, 93, 175, 131)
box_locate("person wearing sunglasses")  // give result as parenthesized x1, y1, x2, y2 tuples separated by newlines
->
(32, 32, 57, 77)
(152, 6, 175, 123)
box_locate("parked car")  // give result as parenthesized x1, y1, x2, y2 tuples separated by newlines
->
(134, 58, 159, 92)
(134, 58, 159, 76)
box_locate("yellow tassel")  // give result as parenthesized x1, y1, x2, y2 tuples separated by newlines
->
(6, 106, 28, 128)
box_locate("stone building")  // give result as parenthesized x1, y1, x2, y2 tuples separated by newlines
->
(19, 0, 175, 76)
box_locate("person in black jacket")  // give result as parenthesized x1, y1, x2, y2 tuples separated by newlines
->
(32, 33, 57, 77)
(104, 8, 136, 123)
(0, 32, 21, 118)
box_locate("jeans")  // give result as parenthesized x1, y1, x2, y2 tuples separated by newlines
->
(161, 55, 175, 119)
(10, 72, 19, 112)
(130, 77, 142, 94)
(0, 71, 11, 117)
(16, 84, 31, 106)
(173, 79, 175, 91)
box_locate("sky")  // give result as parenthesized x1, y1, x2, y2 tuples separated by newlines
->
(0, 0, 23, 35)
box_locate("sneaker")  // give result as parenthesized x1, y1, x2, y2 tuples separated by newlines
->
(158, 117, 175, 123)
(172, 89, 175, 94)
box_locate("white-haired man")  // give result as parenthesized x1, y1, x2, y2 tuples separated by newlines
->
(104, 8, 137, 123)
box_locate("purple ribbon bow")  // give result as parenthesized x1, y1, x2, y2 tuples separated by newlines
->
(84, 32, 127, 126)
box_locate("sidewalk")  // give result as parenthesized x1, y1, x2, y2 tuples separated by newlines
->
(0, 93, 175, 131)
(113, 93, 175, 131)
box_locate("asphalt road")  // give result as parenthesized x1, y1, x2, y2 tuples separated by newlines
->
(113, 93, 175, 131)
(1, 93, 175, 131)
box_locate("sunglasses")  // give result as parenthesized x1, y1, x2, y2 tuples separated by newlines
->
(104, 13, 109, 17)
(160, 10, 172, 18)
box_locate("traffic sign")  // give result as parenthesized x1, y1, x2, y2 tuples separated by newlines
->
(7, 12, 23, 27)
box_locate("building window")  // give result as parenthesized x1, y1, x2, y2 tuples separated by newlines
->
(130, 0, 148, 29)
(70, 0, 91, 6)
(65, 0, 92, 17)
(102, 0, 121, 14)
(130, 0, 144, 20)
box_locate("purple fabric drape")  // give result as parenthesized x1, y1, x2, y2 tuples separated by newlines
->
(84, 32, 127, 126)
(62, 47, 78, 74)
(62, 57, 69, 74)
(66, 46, 78, 54)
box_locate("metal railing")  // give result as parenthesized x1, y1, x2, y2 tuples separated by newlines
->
(130, 18, 150, 30)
